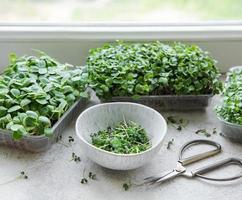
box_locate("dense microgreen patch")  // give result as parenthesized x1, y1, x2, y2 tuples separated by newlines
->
(0, 52, 88, 139)
(91, 120, 151, 154)
(216, 69, 242, 125)
(87, 41, 222, 99)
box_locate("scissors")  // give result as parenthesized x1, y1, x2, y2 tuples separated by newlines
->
(144, 139, 242, 185)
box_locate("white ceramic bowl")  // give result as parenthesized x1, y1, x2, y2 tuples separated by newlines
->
(75, 102, 167, 170)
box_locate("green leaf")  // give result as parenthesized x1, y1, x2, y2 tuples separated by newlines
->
(13, 116, 21, 124)
(39, 116, 51, 126)
(44, 128, 53, 137)
(158, 77, 168, 85)
(20, 99, 31, 107)
(12, 131, 24, 140)
(57, 100, 67, 111)
(9, 53, 17, 64)
(23, 116, 37, 127)
(79, 91, 89, 98)
(0, 88, 9, 95)
(8, 105, 21, 113)
(26, 111, 38, 119)
(10, 88, 20, 97)
(38, 68, 47, 74)
(0, 106, 7, 117)
(10, 124, 23, 132)
(6, 121, 14, 130)
(66, 93, 76, 102)
(36, 98, 48, 105)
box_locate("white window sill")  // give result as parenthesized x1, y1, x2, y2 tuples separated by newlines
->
(0, 23, 242, 41)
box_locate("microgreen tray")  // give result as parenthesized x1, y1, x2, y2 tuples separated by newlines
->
(0, 98, 88, 152)
(218, 116, 242, 143)
(103, 94, 213, 111)
(217, 66, 242, 142)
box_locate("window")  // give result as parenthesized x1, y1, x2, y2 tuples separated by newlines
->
(0, 0, 242, 73)
(1, 0, 242, 23)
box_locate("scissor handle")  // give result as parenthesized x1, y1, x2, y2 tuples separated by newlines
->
(178, 140, 221, 166)
(192, 157, 242, 181)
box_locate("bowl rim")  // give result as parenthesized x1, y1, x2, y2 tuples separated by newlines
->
(75, 102, 167, 157)
(216, 114, 242, 128)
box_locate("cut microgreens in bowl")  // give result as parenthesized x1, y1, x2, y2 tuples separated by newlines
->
(91, 120, 151, 154)
(87, 41, 222, 100)
(76, 102, 167, 170)
(0, 51, 88, 139)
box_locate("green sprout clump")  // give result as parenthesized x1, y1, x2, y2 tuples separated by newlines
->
(91, 120, 151, 154)
(0, 51, 88, 139)
(87, 41, 222, 99)
(216, 69, 242, 125)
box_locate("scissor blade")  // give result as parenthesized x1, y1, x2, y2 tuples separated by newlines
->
(155, 170, 183, 184)
(144, 170, 174, 181)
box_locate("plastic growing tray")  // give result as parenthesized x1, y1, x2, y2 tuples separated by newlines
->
(0, 98, 88, 152)
(103, 94, 213, 111)
(218, 117, 242, 142)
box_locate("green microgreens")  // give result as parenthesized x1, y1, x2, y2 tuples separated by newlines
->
(216, 69, 242, 125)
(87, 41, 222, 100)
(0, 51, 88, 139)
(91, 120, 151, 154)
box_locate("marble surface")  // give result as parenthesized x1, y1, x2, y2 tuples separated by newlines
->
(0, 95, 242, 200)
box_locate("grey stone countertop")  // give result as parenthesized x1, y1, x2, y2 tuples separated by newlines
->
(0, 95, 241, 200)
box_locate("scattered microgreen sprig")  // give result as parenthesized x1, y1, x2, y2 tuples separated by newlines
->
(71, 152, 81, 163)
(167, 139, 174, 149)
(167, 116, 189, 131)
(81, 169, 97, 184)
(122, 181, 132, 191)
(195, 129, 211, 137)
(91, 120, 151, 154)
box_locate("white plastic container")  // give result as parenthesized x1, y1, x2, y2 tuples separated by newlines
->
(0, 98, 88, 152)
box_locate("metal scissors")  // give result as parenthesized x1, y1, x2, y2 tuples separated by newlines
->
(144, 139, 242, 185)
